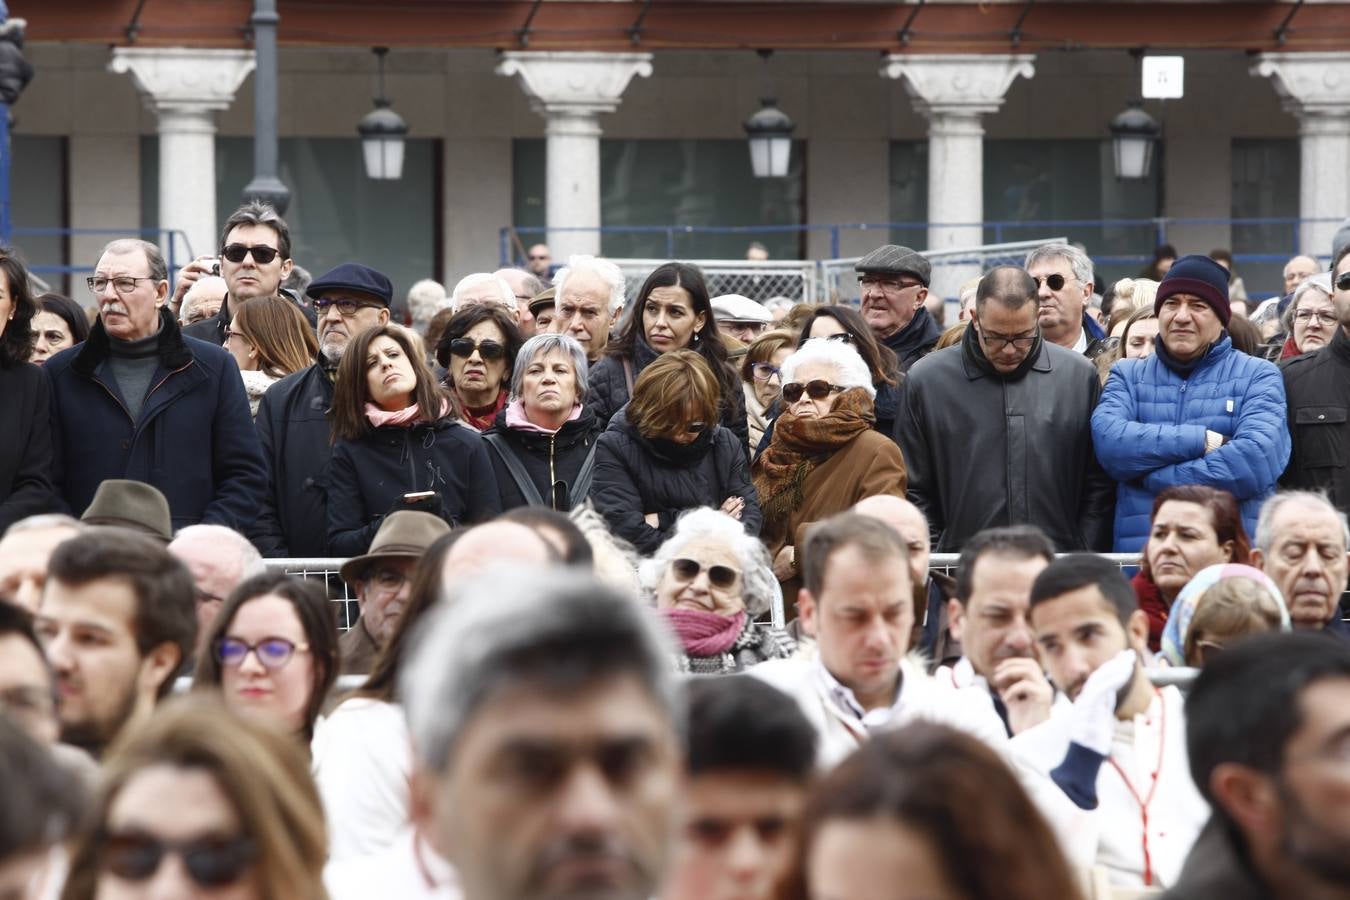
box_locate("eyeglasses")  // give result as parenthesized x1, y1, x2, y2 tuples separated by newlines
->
(1294, 310, 1338, 326)
(313, 296, 383, 317)
(220, 243, 281, 265)
(670, 558, 740, 589)
(751, 362, 782, 382)
(857, 275, 921, 293)
(685, 421, 709, 434)
(528, 254, 549, 262)
(448, 338, 506, 360)
(99, 831, 257, 888)
(824, 332, 855, 344)
(213, 636, 309, 670)
(977, 320, 1039, 351)
(782, 380, 846, 403)
(87, 275, 156, 295)
(1335, 271, 1350, 292)
(365, 568, 408, 591)
(1033, 274, 1069, 291)
(224, 329, 251, 343)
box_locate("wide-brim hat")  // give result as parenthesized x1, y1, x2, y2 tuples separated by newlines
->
(339, 510, 450, 582)
(81, 479, 173, 543)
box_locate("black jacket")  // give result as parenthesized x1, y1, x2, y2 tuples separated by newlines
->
(1161, 818, 1272, 900)
(484, 405, 603, 511)
(1279, 326, 1350, 516)
(0, 362, 58, 531)
(881, 305, 941, 373)
(586, 337, 751, 453)
(590, 406, 761, 555)
(895, 327, 1115, 552)
(327, 417, 502, 557)
(252, 362, 336, 558)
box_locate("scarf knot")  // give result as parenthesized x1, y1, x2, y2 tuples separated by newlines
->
(662, 608, 747, 658)
(752, 388, 875, 521)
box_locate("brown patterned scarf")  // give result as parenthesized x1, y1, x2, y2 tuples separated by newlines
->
(753, 388, 875, 521)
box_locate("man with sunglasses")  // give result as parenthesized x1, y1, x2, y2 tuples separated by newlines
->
(854, 244, 940, 372)
(896, 266, 1115, 553)
(252, 262, 392, 557)
(1279, 244, 1350, 518)
(1024, 242, 1110, 358)
(525, 242, 552, 279)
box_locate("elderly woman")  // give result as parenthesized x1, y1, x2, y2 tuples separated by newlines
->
(1159, 563, 1289, 667)
(753, 338, 907, 602)
(591, 349, 761, 555)
(642, 507, 793, 674)
(483, 333, 602, 510)
(1134, 484, 1251, 652)
(434, 304, 523, 431)
(1279, 272, 1336, 359)
(32, 292, 91, 364)
(798, 305, 902, 439)
(740, 329, 795, 453)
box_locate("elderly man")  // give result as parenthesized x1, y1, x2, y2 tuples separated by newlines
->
(0, 514, 81, 612)
(750, 513, 1006, 768)
(1162, 633, 1350, 900)
(854, 244, 939, 372)
(451, 272, 516, 315)
(440, 520, 558, 582)
(1093, 254, 1290, 552)
(34, 528, 196, 758)
(851, 495, 951, 658)
(406, 278, 449, 336)
(178, 274, 227, 327)
(554, 254, 626, 363)
(168, 524, 266, 660)
(1251, 491, 1350, 639)
(1280, 244, 1350, 516)
(253, 263, 392, 557)
(1282, 253, 1319, 297)
(528, 287, 557, 334)
(1024, 242, 1109, 356)
(525, 243, 552, 279)
(898, 267, 1115, 552)
(711, 294, 772, 345)
(401, 566, 683, 900)
(337, 510, 450, 674)
(494, 267, 546, 338)
(44, 239, 266, 533)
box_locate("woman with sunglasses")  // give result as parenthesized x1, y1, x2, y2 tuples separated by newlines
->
(225, 295, 320, 418)
(60, 697, 328, 900)
(753, 338, 907, 606)
(798, 305, 902, 439)
(434, 305, 523, 431)
(587, 262, 749, 452)
(327, 325, 501, 557)
(591, 350, 761, 555)
(31, 292, 91, 364)
(739, 329, 795, 454)
(193, 571, 339, 747)
(642, 507, 791, 674)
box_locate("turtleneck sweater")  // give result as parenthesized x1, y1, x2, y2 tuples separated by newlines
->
(108, 328, 160, 420)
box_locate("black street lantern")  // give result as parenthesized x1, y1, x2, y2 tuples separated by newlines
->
(744, 97, 795, 179)
(357, 47, 408, 180)
(1109, 99, 1161, 180)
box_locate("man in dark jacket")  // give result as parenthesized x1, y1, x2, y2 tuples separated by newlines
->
(1164, 632, 1350, 900)
(45, 239, 266, 533)
(856, 244, 940, 372)
(1280, 244, 1350, 516)
(896, 266, 1115, 552)
(251, 262, 392, 557)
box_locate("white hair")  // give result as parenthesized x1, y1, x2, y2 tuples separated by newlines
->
(764, 296, 795, 314)
(406, 279, 450, 333)
(638, 508, 780, 618)
(450, 272, 515, 313)
(510, 333, 590, 400)
(3, 513, 82, 538)
(780, 337, 876, 399)
(1254, 491, 1350, 554)
(553, 255, 627, 314)
(168, 524, 266, 579)
(180, 275, 228, 324)
(1025, 242, 1094, 288)
(1111, 277, 1159, 313)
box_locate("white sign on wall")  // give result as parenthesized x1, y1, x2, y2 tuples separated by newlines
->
(1141, 56, 1185, 100)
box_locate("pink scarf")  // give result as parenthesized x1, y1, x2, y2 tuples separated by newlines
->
(504, 399, 583, 435)
(365, 401, 424, 428)
(662, 608, 747, 658)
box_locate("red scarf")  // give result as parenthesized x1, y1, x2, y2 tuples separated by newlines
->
(662, 608, 747, 657)
(1132, 570, 1168, 652)
(461, 389, 508, 432)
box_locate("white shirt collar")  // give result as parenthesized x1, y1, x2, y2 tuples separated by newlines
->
(1071, 327, 1088, 353)
(814, 657, 905, 731)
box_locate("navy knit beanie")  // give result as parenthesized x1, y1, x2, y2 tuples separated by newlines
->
(1154, 254, 1231, 326)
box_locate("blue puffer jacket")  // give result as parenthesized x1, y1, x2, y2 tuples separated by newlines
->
(1092, 335, 1290, 553)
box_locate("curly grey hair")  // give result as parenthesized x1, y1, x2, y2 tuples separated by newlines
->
(639, 507, 780, 618)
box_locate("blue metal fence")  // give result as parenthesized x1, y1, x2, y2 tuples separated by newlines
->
(13, 227, 193, 296)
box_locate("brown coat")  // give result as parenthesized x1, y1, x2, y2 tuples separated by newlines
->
(760, 429, 908, 606)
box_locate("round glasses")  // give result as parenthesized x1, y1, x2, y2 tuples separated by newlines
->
(782, 380, 845, 403)
(448, 338, 506, 360)
(1033, 273, 1069, 291)
(751, 362, 781, 382)
(1294, 310, 1337, 326)
(99, 831, 257, 888)
(670, 558, 740, 589)
(213, 636, 309, 670)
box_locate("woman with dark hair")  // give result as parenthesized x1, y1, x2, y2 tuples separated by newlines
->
(434, 305, 523, 431)
(32, 292, 91, 363)
(797, 305, 902, 439)
(0, 248, 57, 531)
(327, 325, 501, 557)
(1134, 483, 1251, 652)
(193, 571, 339, 746)
(587, 262, 749, 451)
(591, 350, 760, 555)
(780, 722, 1084, 900)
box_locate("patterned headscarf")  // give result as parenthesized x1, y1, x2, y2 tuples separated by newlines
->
(1160, 563, 1291, 666)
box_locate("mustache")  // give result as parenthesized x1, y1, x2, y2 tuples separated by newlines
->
(100, 302, 129, 317)
(528, 834, 639, 885)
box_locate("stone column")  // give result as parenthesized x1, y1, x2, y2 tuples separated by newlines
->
(1252, 53, 1350, 260)
(497, 52, 652, 261)
(882, 54, 1034, 296)
(109, 48, 255, 265)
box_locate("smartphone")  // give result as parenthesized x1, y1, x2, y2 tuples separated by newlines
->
(403, 491, 437, 502)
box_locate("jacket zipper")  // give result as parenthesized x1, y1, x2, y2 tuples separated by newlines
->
(548, 434, 557, 509)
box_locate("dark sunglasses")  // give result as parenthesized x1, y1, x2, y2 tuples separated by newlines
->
(1033, 273, 1068, 291)
(220, 243, 280, 265)
(1335, 271, 1350, 292)
(213, 636, 309, 670)
(100, 832, 257, 888)
(782, 380, 846, 403)
(685, 421, 709, 434)
(824, 332, 855, 344)
(448, 338, 506, 360)
(671, 558, 740, 589)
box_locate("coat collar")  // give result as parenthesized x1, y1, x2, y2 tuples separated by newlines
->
(73, 307, 192, 377)
(960, 327, 1052, 381)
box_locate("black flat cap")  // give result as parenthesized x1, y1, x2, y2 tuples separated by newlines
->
(307, 262, 393, 306)
(855, 245, 931, 287)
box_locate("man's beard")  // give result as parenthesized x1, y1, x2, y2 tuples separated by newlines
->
(320, 336, 346, 367)
(59, 676, 141, 759)
(1276, 776, 1350, 886)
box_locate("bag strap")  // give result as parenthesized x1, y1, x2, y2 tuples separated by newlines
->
(482, 433, 547, 507)
(569, 442, 601, 508)
(622, 357, 636, 397)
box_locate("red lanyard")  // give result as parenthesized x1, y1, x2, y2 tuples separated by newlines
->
(1106, 689, 1165, 887)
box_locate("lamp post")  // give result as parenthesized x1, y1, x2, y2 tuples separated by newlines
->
(242, 0, 289, 213)
(744, 97, 794, 178)
(1109, 99, 1160, 180)
(357, 47, 407, 180)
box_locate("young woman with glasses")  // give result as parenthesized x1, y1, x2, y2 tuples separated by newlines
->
(591, 350, 761, 556)
(739, 329, 796, 454)
(433, 305, 523, 432)
(327, 324, 502, 557)
(60, 696, 328, 900)
(193, 571, 338, 747)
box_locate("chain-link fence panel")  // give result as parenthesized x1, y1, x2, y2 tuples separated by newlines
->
(609, 259, 817, 306)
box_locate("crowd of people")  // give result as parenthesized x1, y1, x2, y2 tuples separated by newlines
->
(0, 201, 1348, 900)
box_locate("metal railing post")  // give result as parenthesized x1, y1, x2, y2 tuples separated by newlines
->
(830, 226, 840, 259)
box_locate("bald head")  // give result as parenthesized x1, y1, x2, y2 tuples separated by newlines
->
(1283, 255, 1320, 296)
(853, 495, 930, 586)
(441, 522, 558, 584)
(976, 266, 1038, 314)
